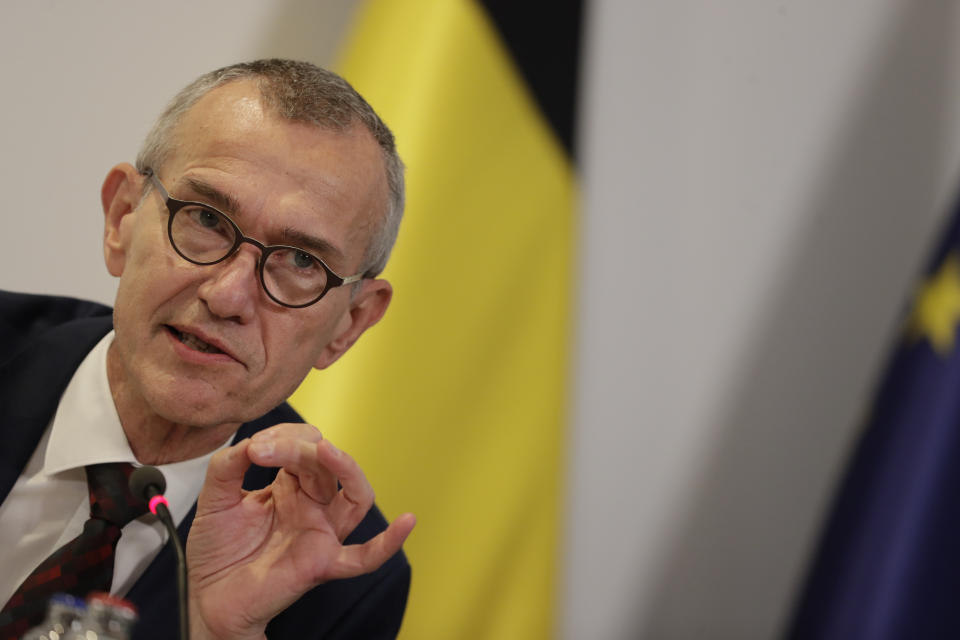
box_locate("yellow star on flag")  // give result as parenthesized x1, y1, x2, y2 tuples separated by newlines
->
(906, 251, 960, 355)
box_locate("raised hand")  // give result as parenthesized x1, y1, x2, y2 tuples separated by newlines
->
(185, 423, 416, 640)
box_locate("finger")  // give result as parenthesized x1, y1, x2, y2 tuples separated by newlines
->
(197, 439, 253, 512)
(315, 439, 376, 540)
(248, 429, 338, 504)
(251, 422, 324, 443)
(326, 513, 417, 581)
(247, 422, 325, 467)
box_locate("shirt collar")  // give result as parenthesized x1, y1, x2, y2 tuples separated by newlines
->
(44, 330, 134, 474)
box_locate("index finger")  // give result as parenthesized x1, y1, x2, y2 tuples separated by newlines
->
(247, 435, 376, 538)
(247, 424, 337, 504)
(250, 422, 324, 443)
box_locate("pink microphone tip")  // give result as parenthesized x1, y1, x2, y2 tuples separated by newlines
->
(149, 494, 169, 515)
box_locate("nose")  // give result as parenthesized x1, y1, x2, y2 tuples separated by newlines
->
(196, 245, 261, 322)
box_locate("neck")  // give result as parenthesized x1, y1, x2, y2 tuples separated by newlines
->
(118, 414, 237, 466)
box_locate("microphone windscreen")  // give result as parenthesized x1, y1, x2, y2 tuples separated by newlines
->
(129, 465, 167, 500)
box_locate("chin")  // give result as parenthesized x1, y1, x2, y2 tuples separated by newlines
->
(146, 386, 251, 429)
(133, 362, 294, 430)
(158, 405, 240, 430)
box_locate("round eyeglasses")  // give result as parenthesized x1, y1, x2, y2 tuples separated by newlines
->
(144, 169, 363, 308)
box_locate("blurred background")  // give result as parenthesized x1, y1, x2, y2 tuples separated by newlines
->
(4, 1, 960, 638)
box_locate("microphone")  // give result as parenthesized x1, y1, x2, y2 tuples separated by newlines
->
(129, 465, 168, 517)
(129, 466, 189, 640)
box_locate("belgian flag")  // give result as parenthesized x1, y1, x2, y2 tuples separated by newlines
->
(290, 0, 583, 637)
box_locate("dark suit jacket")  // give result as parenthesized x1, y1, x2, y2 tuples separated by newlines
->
(0, 291, 410, 639)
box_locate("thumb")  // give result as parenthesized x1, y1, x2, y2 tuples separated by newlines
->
(197, 439, 252, 512)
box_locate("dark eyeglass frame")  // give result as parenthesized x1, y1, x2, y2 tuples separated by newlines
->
(143, 168, 363, 308)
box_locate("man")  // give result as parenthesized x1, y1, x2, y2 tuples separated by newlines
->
(0, 59, 415, 639)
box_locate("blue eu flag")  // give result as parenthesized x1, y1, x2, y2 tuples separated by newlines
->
(789, 203, 960, 638)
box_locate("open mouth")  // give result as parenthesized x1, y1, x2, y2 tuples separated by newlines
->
(166, 326, 225, 355)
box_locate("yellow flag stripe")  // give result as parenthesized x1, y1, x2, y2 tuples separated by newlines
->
(291, 1, 576, 637)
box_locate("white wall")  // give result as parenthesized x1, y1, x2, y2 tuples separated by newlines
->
(5, 2, 960, 638)
(565, 1, 960, 638)
(1, 0, 354, 304)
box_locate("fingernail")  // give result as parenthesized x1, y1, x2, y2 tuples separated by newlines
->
(250, 439, 275, 459)
(325, 440, 341, 456)
(252, 430, 276, 441)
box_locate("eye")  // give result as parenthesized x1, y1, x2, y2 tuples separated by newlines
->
(292, 249, 316, 269)
(190, 207, 222, 229)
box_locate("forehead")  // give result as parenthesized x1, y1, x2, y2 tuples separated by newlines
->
(159, 80, 387, 270)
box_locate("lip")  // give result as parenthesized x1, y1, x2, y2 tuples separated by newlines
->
(164, 324, 244, 366)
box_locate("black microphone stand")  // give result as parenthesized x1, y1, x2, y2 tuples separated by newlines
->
(130, 466, 189, 640)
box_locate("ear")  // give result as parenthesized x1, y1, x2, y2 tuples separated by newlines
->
(102, 163, 145, 277)
(314, 279, 393, 370)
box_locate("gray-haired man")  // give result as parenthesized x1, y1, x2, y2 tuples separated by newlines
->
(0, 59, 414, 639)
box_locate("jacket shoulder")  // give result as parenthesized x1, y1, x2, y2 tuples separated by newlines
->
(0, 290, 111, 361)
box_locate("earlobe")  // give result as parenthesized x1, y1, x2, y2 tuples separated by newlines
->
(314, 280, 393, 370)
(102, 163, 143, 277)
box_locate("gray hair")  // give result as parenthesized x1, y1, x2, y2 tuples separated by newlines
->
(135, 59, 404, 278)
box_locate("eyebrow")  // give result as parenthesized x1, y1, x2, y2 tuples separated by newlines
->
(280, 227, 345, 264)
(181, 177, 242, 216)
(178, 176, 346, 264)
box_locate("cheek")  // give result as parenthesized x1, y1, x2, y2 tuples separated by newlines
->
(117, 216, 161, 278)
(264, 316, 335, 375)
(114, 244, 200, 325)
(258, 336, 319, 403)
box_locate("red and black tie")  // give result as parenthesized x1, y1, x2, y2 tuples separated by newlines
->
(0, 463, 147, 638)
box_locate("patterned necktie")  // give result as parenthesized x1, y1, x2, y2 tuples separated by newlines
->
(0, 463, 147, 639)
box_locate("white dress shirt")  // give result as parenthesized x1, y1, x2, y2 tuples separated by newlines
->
(0, 331, 228, 606)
